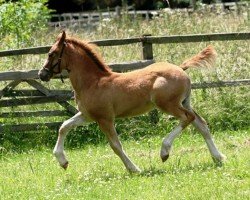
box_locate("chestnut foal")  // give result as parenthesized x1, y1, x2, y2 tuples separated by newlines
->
(38, 31, 225, 173)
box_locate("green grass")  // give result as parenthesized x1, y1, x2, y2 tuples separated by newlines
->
(0, 129, 249, 200)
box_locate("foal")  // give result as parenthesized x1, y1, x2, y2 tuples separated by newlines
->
(38, 31, 225, 173)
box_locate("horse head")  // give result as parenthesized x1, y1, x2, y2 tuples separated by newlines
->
(38, 31, 67, 82)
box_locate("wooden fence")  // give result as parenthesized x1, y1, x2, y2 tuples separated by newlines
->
(0, 32, 250, 132)
(49, 2, 249, 28)
(49, 6, 157, 28)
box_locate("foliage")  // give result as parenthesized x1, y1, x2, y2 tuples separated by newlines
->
(0, 0, 51, 48)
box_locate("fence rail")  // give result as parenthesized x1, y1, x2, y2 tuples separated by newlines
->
(0, 32, 250, 133)
(48, 2, 249, 28)
(1, 32, 249, 57)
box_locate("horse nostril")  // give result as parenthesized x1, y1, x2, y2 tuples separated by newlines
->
(38, 69, 51, 82)
(39, 74, 47, 82)
(39, 75, 45, 81)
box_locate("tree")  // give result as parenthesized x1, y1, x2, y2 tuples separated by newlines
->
(0, 0, 51, 48)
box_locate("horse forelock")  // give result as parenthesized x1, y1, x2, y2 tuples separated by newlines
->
(65, 37, 112, 73)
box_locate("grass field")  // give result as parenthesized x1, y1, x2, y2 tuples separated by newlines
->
(0, 129, 249, 199)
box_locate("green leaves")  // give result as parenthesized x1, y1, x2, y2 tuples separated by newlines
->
(0, 0, 51, 49)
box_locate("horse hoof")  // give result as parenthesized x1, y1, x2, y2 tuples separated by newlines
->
(129, 167, 142, 174)
(161, 154, 169, 162)
(61, 161, 69, 170)
(133, 169, 142, 174)
(212, 154, 226, 166)
(220, 154, 227, 161)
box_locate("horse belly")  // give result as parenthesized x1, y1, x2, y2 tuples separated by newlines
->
(115, 100, 154, 118)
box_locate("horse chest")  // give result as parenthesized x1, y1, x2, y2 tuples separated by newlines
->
(75, 94, 91, 118)
(75, 92, 110, 120)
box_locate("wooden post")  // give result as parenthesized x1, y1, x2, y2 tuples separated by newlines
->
(141, 34, 158, 124)
(141, 34, 153, 60)
(190, 0, 197, 10)
(115, 6, 121, 18)
(146, 11, 150, 20)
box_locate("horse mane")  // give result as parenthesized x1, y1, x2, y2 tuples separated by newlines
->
(65, 37, 112, 73)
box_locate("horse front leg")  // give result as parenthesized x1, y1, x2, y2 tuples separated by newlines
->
(98, 119, 141, 173)
(53, 112, 86, 169)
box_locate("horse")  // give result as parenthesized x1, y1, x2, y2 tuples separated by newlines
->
(38, 31, 226, 173)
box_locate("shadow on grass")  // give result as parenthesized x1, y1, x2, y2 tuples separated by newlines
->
(78, 161, 224, 183)
(139, 161, 223, 178)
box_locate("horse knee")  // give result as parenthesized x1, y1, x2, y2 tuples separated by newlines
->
(59, 125, 66, 134)
(58, 126, 69, 137)
(59, 120, 75, 135)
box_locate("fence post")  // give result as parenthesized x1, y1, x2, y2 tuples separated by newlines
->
(141, 34, 159, 124)
(141, 34, 153, 60)
(115, 6, 121, 18)
(190, 0, 197, 10)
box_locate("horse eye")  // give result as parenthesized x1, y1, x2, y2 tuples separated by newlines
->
(48, 52, 54, 57)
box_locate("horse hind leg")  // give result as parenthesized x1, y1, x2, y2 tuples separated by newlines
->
(182, 96, 226, 164)
(158, 102, 195, 162)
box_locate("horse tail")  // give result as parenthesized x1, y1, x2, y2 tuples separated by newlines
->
(180, 45, 217, 71)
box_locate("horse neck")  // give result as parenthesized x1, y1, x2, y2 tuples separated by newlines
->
(66, 47, 111, 93)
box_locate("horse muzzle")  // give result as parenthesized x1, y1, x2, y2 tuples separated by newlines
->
(38, 68, 52, 82)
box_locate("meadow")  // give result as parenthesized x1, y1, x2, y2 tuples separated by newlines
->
(0, 7, 249, 199)
(0, 130, 249, 199)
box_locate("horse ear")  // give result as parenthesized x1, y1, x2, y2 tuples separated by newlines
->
(59, 31, 66, 44)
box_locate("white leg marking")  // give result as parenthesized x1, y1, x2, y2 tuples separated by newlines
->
(160, 124, 183, 162)
(192, 117, 226, 162)
(53, 112, 86, 168)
